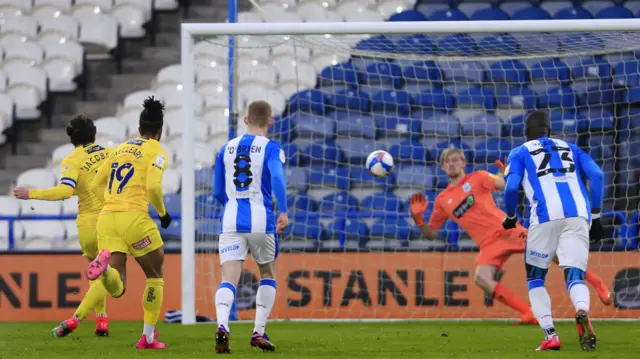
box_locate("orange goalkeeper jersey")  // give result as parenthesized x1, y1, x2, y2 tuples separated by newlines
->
(428, 171, 507, 247)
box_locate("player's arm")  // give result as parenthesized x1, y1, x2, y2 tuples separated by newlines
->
(575, 146, 604, 214)
(213, 147, 227, 205)
(147, 151, 169, 217)
(22, 159, 77, 200)
(266, 142, 289, 233)
(492, 157, 508, 190)
(478, 170, 506, 191)
(409, 193, 444, 240)
(503, 148, 525, 228)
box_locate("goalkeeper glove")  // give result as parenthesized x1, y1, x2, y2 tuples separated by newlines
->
(502, 215, 518, 230)
(589, 213, 604, 243)
(409, 193, 428, 226)
(159, 212, 172, 229)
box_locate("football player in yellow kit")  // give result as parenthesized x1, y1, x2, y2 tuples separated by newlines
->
(49, 96, 172, 349)
(13, 115, 112, 336)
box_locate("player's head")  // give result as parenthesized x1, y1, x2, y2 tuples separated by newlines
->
(66, 114, 96, 147)
(244, 100, 274, 132)
(525, 110, 551, 141)
(139, 96, 165, 141)
(440, 147, 466, 179)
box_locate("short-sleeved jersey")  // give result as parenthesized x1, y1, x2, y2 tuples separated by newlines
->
(218, 134, 285, 234)
(59, 144, 111, 215)
(505, 137, 591, 226)
(101, 137, 169, 213)
(428, 171, 505, 246)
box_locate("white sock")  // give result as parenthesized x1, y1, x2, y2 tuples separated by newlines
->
(568, 281, 590, 312)
(143, 324, 155, 344)
(215, 281, 236, 332)
(529, 286, 556, 339)
(253, 279, 276, 335)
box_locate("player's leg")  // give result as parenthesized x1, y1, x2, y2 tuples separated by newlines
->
(129, 212, 167, 349)
(214, 233, 249, 354)
(248, 233, 277, 351)
(551, 255, 611, 305)
(78, 222, 109, 336)
(556, 218, 596, 352)
(88, 213, 127, 297)
(525, 221, 562, 351)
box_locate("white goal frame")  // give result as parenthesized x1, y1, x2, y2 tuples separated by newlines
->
(179, 19, 640, 325)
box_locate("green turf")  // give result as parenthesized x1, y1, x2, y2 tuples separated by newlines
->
(0, 321, 637, 358)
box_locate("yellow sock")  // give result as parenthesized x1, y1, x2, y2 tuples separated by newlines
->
(91, 279, 107, 316)
(74, 280, 108, 320)
(142, 278, 164, 326)
(101, 267, 125, 298)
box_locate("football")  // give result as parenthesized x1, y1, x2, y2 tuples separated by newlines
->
(366, 150, 394, 178)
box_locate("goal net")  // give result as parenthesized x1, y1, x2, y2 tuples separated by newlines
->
(180, 19, 640, 324)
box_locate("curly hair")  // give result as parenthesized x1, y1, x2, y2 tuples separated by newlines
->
(66, 114, 96, 146)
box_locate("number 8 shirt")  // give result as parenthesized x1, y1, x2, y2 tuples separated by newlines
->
(216, 134, 286, 234)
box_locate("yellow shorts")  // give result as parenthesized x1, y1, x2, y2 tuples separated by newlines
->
(77, 214, 99, 258)
(97, 211, 163, 257)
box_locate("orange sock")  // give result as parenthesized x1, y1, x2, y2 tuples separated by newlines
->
(493, 283, 531, 315)
(585, 270, 605, 290)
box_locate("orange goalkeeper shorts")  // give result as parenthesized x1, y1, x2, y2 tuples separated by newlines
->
(474, 227, 528, 269)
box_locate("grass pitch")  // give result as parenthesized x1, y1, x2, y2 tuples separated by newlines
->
(0, 321, 637, 358)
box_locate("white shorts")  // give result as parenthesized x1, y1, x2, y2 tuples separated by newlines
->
(526, 217, 590, 271)
(218, 232, 277, 265)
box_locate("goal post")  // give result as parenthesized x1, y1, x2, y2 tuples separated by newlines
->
(180, 19, 640, 325)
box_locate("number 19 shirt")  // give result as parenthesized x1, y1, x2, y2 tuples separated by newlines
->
(214, 134, 288, 234)
(504, 137, 604, 226)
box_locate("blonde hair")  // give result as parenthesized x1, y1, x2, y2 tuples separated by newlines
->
(247, 100, 272, 127)
(439, 147, 465, 166)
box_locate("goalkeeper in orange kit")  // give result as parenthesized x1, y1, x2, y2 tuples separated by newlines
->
(410, 148, 612, 324)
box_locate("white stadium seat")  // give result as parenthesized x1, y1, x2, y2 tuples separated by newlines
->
(172, 140, 216, 169)
(126, 121, 138, 137)
(120, 110, 139, 128)
(42, 40, 84, 91)
(17, 168, 56, 188)
(153, 0, 178, 11)
(5, 221, 24, 242)
(275, 60, 317, 88)
(271, 42, 312, 62)
(203, 95, 228, 115)
(0, 93, 14, 129)
(196, 65, 227, 85)
(94, 136, 118, 148)
(159, 89, 204, 115)
(377, 0, 411, 18)
(156, 64, 181, 87)
(304, 9, 343, 22)
(0, 0, 32, 12)
(21, 220, 65, 248)
(62, 220, 78, 241)
(238, 85, 286, 115)
(20, 199, 61, 215)
(62, 196, 78, 215)
(237, 36, 271, 63)
(6, 64, 48, 119)
(238, 60, 277, 88)
(44, 40, 84, 72)
(95, 116, 127, 141)
(74, 0, 113, 10)
(78, 13, 119, 53)
(342, 8, 383, 22)
(34, 0, 73, 12)
(167, 116, 209, 141)
(4, 41, 45, 65)
(116, 0, 153, 21)
(238, 11, 263, 23)
(37, 15, 79, 47)
(0, 195, 19, 215)
(196, 81, 226, 101)
(0, 6, 24, 26)
(1, 16, 38, 39)
(0, 70, 6, 93)
(310, 51, 349, 72)
(120, 89, 159, 116)
(162, 168, 181, 194)
(112, 2, 146, 39)
(51, 143, 74, 166)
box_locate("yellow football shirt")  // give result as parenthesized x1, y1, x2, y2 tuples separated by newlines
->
(93, 137, 169, 216)
(30, 143, 111, 216)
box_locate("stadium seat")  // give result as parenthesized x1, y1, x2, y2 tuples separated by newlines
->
(456, 87, 495, 110)
(325, 218, 368, 249)
(42, 40, 84, 92)
(553, 6, 592, 19)
(457, 2, 491, 18)
(460, 113, 502, 137)
(0, 195, 20, 216)
(361, 62, 403, 88)
(571, 56, 612, 82)
(402, 61, 442, 87)
(319, 62, 359, 89)
(477, 34, 518, 57)
(285, 167, 309, 192)
(368, 217, 412, 245)
(318, 191, 359, 213)
(327, 89, 370, 113)
(595, 5, 633, 18)
(94, 117, 127, 142)
(60, 196, 78, 215)
(6, 64, 47, 119)
(388, 9, 426, 22)
(288, 193, 317, 212)
(428, 8, 467, 21)
(308, 165, 350, 190)
(51, 143, 74, 166)
(440, 61, 485, 84)
(1, 16, 38, 39)
(395, 164, 434, 190)
(288, 217, 323, 242)
(559, 32, 603, 52)
(336, 137, 379, 165)
(20, 199, 61, 215)
(360, 192, 403, 213)
(299, 139, 343, 165)
(334, 112, 376, 139)
(294, 113, 336, 140)
(580, 108, 615, 132)
(511, 6, 551, 20)
(371, 89, 412, 115)
(77, 13, 119, 55)
(417, 112, 460, 138)
(514, 33, 559, 56)
(530, 59, 571, 84)
(38, 13, 79, 46)
(472, 138, 511, 163)
(20, 220, 65, 249)
(614, 59, 640, 87)
(494, 86, 537, 110)
(538, 86, 577, 110)
(487, 60, 528, 84)
(4, 40, 44, 66)
(376, 114, 421, 140)
(341, 8, 384, 22)
(548, 110, 581, 134)
(17, 168, 56, 188)
(388, 140, 428, 164)
(470, 7, 509, 21)
(162, 169, 181, 195)
(437, 34, 476, 57)
(286, 89, 326, 114)
(412, 87, 454, 112)
(120, 90, 158, 116)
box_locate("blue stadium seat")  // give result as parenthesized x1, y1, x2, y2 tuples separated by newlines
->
(428, 8, 467, 21)
(625, 85, 640, 104)
(458, 2, 492, 18)
(620, 108, 640, 136)
(583, 1, 617, 16)
(194, 167, 214, 191)
(196, 220, 220, 238)
(349, 167, 394, 189)
(571, 56, 612, 81)
(434, 167, 452, 189)
(269, 115, 292, 143)
(587, 135, 615, 159)
(548, 110, 581, 134)
(371, 89, 412, 114)
(412, 87, 455, 112)
(162, 193, 181, 216)
(369, 217, 413, 241)
(354, 35, 394, 53)
(300, 140, 343, 165)
(421, 138, 472, 163)
(292, 113, 336, 140)
(281, 143, 299, 166)
(334, 112, 377, 139)
(287, 90, 326, 114)
(318, 191, 359, 213)
(596, 5, 634, 18)
(580, 108, 614, 131)
(511, 6, 551, 20)
(472, 138, 511, 163)
(360, 192, 404, 212)
(494, 86, 537, 110)
(538, 87, 578, 109)
(614, 59, 640, 87)
(559, 32, 603, 52)
(325, 218, 368, 247)
(402, 62, 443, 87)
(487, 60, 528, 84)
(416, 112, 461, 137)
(500, 1, 536, 16)
(289, 217, 324, 242)
(388, 140, 428, 163)
(326, 89, 370, 112)
(553, 7, 592, 19)
(336, 137, 380, 165)
(437, 34, 476, 57)
(514, 33, 558, 55)
(477, 34, 518, 56)
(319, 63, 359, 88)
(308, 165, 350, 190)
(395, 164, 435, 190)
(284, 167, 309, 192)
(195, 193, 223, 217)
(460, 113, 502, 137)
(580, 81, 623, 108)
(288, 193, 317, 212)
(394, 34, 436, 55)
(470, 7, 510, 20)
(441, 61, 485, 83)
(456, 87, 496, 110)
(388, 9, 427, 22)
(530, 59, 571, 84)
(376, 115, 421, 139)
(361, 62, 403, 88)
